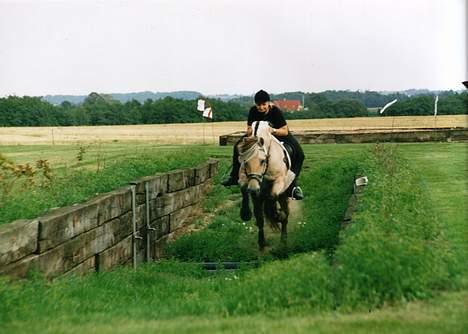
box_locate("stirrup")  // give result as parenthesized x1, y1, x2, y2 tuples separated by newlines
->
(291, 186, 304, 200)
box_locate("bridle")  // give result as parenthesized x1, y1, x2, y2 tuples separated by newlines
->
(239, 139, 269, 185)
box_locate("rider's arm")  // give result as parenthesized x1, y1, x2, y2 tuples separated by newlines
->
(272, 124, 289, 137)
(246, 125, 253, 136)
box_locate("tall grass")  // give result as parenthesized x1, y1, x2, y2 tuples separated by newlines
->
(288, 158, 360, 255)
(0, 147, 209, 225)
(334, 144, 459, 309)
(0, 256, 334, 328)
(165, 158, 360, 262)
(0, 143, 463, 333)
(165, 213, 259, 262)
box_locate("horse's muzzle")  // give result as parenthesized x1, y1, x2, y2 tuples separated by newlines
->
(247, 186, 261, 196)
(247, 176, 262, 195)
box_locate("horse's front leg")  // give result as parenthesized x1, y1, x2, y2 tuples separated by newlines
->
(252, 194, 265, 251)
(240, 186, 252, 221)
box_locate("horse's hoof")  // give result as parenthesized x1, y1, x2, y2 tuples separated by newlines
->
(240, 209, 252, 221)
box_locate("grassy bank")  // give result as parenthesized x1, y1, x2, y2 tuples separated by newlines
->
(0, 145, 211, 225)
(166, 158, 360, 262)
(0, 142, 466, 333)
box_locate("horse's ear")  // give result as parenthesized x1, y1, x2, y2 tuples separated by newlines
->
(258, 137, 264, 146)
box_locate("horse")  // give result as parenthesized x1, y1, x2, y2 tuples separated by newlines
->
(237, 121, 295, 251)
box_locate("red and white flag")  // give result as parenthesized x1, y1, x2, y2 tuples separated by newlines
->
(202, 107, 212, 119)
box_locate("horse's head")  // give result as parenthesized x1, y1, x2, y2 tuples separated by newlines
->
(237, 135, 268, 195)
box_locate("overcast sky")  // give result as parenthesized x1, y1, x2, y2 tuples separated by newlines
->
(0, 0, 466, 96)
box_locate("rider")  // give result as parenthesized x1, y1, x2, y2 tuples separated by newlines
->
(221, 89, 304, 200)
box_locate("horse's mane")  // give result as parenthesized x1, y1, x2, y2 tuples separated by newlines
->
(252, 121, 271, 138)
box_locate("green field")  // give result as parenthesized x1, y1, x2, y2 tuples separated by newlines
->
(0, 142, 467, 333)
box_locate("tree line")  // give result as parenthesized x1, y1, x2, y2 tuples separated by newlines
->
(0, 91, 465, 126)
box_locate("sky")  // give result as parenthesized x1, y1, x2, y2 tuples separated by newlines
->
(0, 0, 466, 96)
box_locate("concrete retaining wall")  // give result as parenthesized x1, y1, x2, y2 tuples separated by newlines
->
(219, 127, 468, 146)
(0, 159, 218, 279)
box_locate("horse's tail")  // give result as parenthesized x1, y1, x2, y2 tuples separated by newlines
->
(264, 197, 280, 231)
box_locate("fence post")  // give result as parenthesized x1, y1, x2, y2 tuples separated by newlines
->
(145, 182, 156, 262)
(131, 184, 142, 270)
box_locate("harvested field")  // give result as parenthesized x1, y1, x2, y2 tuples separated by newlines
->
(0, 115, 466, 145)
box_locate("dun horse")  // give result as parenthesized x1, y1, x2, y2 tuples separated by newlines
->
(237, 121, 295, 250)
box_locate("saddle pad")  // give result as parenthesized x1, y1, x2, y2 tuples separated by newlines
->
(272, 136, 292, 171)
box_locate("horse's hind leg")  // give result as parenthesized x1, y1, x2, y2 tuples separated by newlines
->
(240, 187, 252, 221)
(278, 195, 289, 246)
(252, 195, 265, 251)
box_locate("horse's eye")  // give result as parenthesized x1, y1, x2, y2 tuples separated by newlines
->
(260, 160, 266, 165)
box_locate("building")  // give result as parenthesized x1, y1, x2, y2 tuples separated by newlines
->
(273, 99, 303, 112)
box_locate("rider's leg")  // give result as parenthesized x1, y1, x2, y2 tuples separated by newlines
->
(221, 138, 242, 187)
(292, 142, 304, 178)
(284, 135, 305, 200)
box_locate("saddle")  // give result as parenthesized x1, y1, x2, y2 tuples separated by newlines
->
(270, 137, 294, 170)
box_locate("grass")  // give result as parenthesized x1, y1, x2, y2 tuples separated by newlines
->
(399, 143, 467, 272)
(334, 145, 460, 309)
(166, 156, 361, 262)
(3, 291, 465, 334)
(0, 142, 466, 333)
(0, 145, 211, 225)
(288, 158, 360, 255)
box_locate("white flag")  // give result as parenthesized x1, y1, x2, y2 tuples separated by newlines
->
(202, 107, 212, 119)
(379, 99, 398, 114)
(197, 99, 205, 112)
(434, 95, 439, 116)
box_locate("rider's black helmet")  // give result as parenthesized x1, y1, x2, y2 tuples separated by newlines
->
(254, 90, 270, 104)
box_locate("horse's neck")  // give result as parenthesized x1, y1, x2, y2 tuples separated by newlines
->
(262, 134, 273, 152)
